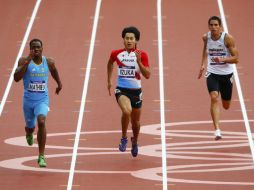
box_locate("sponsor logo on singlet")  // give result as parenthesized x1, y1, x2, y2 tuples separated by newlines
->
(209, 48, 226, 57)
(209, 48, 224, 52)
(121, 58, 135, 62)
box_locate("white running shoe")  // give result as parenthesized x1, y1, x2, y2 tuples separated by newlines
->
(214, 129, 222, 140)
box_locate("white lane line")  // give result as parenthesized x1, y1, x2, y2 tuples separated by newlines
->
(157, 0, 168, 190)
(67, 0, 102, 190)
(0, 0, 42, 116)
(217, 0, 254, 162)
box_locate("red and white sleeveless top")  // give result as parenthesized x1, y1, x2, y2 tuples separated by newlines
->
(110, 48, 149, 89)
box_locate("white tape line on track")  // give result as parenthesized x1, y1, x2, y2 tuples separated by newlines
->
(0, 0, 42, 116)
(217, 0, 254, 162)
(157, 0, 168, 189)
(67, 0, 102, 190)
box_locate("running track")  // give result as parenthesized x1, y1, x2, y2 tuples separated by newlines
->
(0, 1, 254, 190)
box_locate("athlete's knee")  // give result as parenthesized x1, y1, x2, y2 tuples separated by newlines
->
(131, 120, 140, 127)
(223, 105, 230, 110)
(222, 101, 231, 110)
(210, 92, 219, 103)
(122, 107, 132, 116)
(37, 115, 46, 128)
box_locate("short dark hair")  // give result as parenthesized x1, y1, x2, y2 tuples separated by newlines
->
(29, 38, 43, 49)
(122, 26, 140, 41)
(208, 16, 222, 26)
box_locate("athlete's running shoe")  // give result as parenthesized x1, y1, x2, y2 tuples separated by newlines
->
(131, 137, 138, 157)
(119, 137, 128, 152)
(38, 155, 47, 167)
(214, 129, 222, 140)
(26, 134, 34, 146)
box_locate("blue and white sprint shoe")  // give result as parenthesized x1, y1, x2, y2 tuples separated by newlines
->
(119, 137, 128, 152)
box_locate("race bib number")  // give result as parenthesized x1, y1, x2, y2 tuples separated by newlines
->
(209, 52, 226, 65)
(210, 56, 226, 65)
(28, 81, 46, 92)
(118, 68, 135, 78)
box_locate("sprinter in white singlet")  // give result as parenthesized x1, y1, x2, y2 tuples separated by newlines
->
(198, 16, 239, 140)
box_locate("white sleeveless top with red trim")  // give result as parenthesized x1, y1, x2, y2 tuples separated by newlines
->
(110, 49, 149, 89)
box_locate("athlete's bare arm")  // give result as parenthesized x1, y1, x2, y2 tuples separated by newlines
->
(198, 34, 208, 79)
(107, 58, 114, 96)
(134, 50, 150, 79)
(47, 58, 62, 94)
(14, 54, 33, 82)
(224, 34, 239, 64)
(212, 34, 239, 64)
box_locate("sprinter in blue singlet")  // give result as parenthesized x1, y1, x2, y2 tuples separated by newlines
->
(23, 56, 50, 129)
(14, 38, 62, 167)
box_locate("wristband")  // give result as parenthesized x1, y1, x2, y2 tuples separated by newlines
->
(25, 60, 30, 65)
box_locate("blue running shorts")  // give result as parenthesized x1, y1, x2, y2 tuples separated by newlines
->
(23, 98, 49, 128)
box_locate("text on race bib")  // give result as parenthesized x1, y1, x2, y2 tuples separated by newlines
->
(118, 68, 135, 78)
(28, 81, 46, 92)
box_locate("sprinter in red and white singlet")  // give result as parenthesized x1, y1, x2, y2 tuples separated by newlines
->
(107, 26, 150, 157)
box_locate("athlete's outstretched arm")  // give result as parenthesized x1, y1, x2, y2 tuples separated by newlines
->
(47, 58, 62, 94)
(198, 34, 208, 79)
(107, 58, 114, 96)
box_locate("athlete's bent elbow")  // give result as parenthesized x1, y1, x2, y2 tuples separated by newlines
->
(13, 75, 20, 82)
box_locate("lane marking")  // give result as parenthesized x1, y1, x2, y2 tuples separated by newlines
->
(153, 99, 170, 102)
(217, 0, 254, 162)
(0, 0, 42, 116)
(74, 100, 93, 103)
(0, 153, 131, 173)
(72, 110, 91, 113)
(153, 66, 169, 70)
(2, 120, 254, 185)
(153, 109, 171, 112)
(131, 164, 254, 185)
(0, 101, 12, 103)
(68, 138, 87, 141)
(60, 185, 80, 187)
(157, 1, 168, 189)
(80, 67, 96, 70)
(67, 0, 102, 189)
(234, 109, 252, 112)
(233, 99, 250, 102)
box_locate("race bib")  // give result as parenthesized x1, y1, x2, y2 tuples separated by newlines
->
(28, 81, 46, 92)
(209, 51, 226, 65)
(118, 68, 135, 78)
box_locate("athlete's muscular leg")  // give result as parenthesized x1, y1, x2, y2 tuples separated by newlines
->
(37, 114, 46, 155)
(117, 95, 132, 138)
(210, 91, 220, 130)
(131, 108, 141, 144)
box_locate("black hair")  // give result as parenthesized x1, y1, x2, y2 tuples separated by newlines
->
(121, 26, 140, 41)
(208, 16, 222, 26)
(29, 38, 43, 49)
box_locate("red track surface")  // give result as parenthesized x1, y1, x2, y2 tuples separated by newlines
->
(0, 1, 254, 190)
